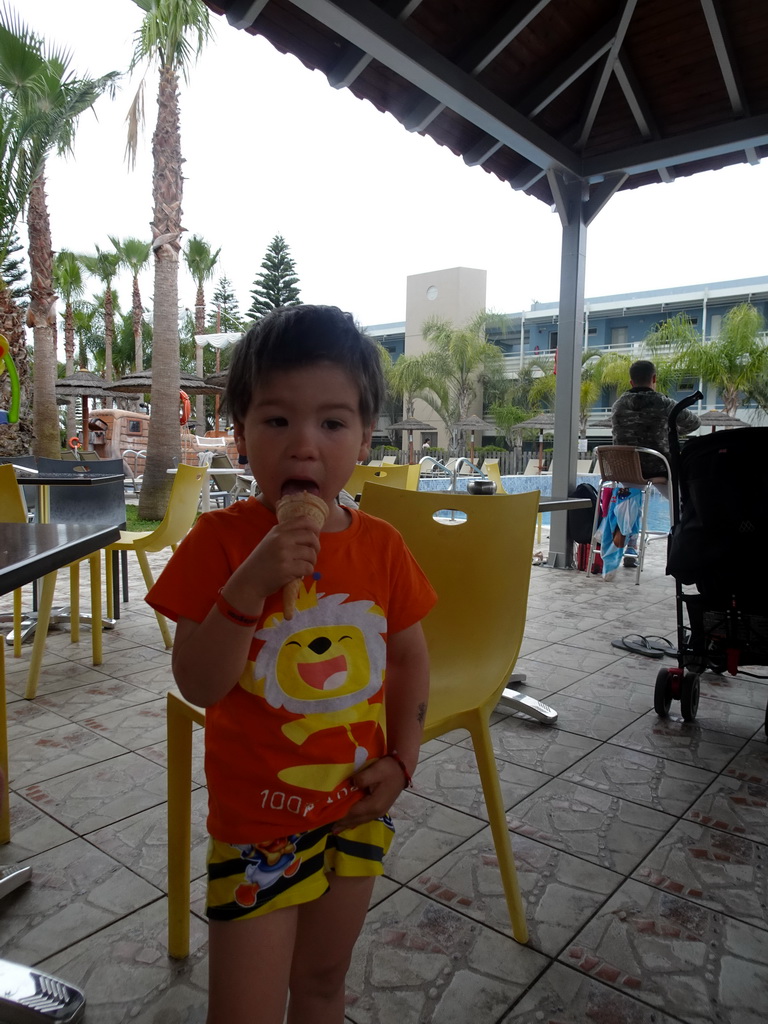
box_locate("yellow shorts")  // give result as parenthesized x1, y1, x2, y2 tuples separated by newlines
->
(206, 816, 394, 922)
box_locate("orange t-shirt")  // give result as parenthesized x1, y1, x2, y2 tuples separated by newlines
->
(147, 499, 436, 842)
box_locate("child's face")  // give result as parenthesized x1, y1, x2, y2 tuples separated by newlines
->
(234, 361, 372, 522)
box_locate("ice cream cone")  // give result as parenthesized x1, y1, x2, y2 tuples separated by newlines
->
(275, 492, 329, 619)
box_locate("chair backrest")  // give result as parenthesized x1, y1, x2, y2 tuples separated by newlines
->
(594, 445, 670, 487)
(381, 455, 398, 464)
(358, 485, 539, 730)
(0, 463, 28, 523)
(36, 456, 127, 530)
(60, 450, 101, 461)
(134, 464, 206, 552)
(522, 459, 541, 475)
(209, 452, 237, 495)
(0, 455, 38, 517)
(344, 462, 419, 499)
(482, 460, 504, 491)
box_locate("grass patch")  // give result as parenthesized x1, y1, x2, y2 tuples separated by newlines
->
(125, 503, 163, 531)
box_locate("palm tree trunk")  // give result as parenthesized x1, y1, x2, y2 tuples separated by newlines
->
(138, 63, 183, 519)
(0, 284, 33, 455)
(64, 300, 77, 438)
(132, 273, 143, 372)
(27, 169, 60, 458)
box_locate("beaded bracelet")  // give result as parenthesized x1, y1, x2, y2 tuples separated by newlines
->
(215, 589, 259, 628)
(382, 751, 413, 790)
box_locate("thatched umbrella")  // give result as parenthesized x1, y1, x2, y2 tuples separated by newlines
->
(452, 414, 496, 460)
(204, 370, 228, 389)
(389, 416, 433, 463)
(514, 412, 555, 469)
(698, 409, 749, 433)
(55, 370, 131, 451)
(105, 370, 223, 396)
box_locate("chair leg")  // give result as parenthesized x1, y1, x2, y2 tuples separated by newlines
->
(12, 589, 22, 658)
(25, 571, 58, 700)
(635, 484, 652, 586)
(136, 550, 173, 648)
(470, 717, 528, 943)
(105, 550, 115, 621)
(0, 640, 9, 843)
(89, 552, 103, 666)
(167, 694, 194, 959)
(69, 563, 80, 644)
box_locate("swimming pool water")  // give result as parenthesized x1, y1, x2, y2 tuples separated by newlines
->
(417, 474, 671, 533)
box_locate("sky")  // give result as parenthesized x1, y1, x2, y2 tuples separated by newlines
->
(19, 0, 768, 333)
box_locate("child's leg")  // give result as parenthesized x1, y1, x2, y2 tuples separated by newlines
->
(286, 874, 375, 1024)
(207, 906, 298, 1024)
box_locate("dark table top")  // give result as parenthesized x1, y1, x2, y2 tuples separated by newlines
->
(13, 472, 124, 486)
(0, 522, 121, 596)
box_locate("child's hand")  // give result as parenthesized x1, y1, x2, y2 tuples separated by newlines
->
(332, 756, 408, 833)
(234, 517, 321, 606)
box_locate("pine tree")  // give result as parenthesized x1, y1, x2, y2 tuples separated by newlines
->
(1, 232, 29, 307)
(207, 275, 242, 332)
(248, 235, 301, 319)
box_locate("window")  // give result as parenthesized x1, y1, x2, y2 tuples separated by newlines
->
(610, 326, 628, 347)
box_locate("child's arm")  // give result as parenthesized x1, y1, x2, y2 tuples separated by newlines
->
(171, 516, 321, 707)
(332, 621, 429, 831)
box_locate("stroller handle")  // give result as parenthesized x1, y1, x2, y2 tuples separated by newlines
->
(669, 390, 703, 432)
(667, 390, 703, 520)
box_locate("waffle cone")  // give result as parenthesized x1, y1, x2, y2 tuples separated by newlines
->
(276, 492, 329, 619)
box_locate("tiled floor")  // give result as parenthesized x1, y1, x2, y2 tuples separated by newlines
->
(1, 535, 767, 1022)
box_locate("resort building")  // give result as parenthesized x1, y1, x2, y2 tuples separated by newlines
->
(366, 269, 768, 448)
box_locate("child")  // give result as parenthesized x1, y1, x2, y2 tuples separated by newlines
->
(147, 305, 436, 1024)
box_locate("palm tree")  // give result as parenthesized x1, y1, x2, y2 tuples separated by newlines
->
(71, 301, 98, 372)
(126, 0, 212, 518)
(0, 11, 118, 456)
(0, 11, 116, 453)
(52, 249, 84, 435)
(419, 312, 506, 452)
(184, 233, 220, 430)
(662, 304, 768, 417)
(110, 235, 151, 371)
(80, 246, 122, 386)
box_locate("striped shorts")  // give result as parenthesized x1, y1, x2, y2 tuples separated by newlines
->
(206, 815, 394, 922)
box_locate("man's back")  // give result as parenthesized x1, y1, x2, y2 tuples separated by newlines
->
(612, 387, 699, 476)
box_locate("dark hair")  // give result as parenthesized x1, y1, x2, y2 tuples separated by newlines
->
(225, 305, 385, 426)
(629, 359, 656, 386)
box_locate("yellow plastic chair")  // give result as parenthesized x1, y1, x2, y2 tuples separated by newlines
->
(358, 484, 538, 943)
(0, 464, 29, 658)
(165, 485, 539, 957)
(344, 461, 419, 500)
(482, 459, 504, 492)
(104, 464, 206, 647)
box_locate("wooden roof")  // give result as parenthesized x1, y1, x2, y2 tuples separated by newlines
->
(203, 0, 768, 208)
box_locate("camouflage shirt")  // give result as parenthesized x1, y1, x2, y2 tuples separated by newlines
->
(611, 387, 700, 477)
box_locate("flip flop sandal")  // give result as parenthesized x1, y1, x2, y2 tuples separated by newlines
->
(610, 634, 664, 659)
(643, 635, 678, 657)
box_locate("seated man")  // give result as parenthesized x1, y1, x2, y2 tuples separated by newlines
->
(611, 359, 700, 567)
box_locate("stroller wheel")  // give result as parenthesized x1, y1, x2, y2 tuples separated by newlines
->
(681, 672, 700, 722)
(654, 668, 674, 716)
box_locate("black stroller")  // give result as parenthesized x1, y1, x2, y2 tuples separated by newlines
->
(654, 391, 768, 734)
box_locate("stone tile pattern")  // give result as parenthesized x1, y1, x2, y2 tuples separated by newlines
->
(1, 527, 767, 1022)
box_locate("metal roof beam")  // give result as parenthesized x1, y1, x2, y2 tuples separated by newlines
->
(285, 0, 579, 175)
(581, 114, 768, 177)
(614, 55, 675, 182)
(327, 0, 424, 89)
(460, 15, 619, 171)
(700, 0, 748, 116)
(403, 0, 551, 132)
(576, 0, 638, 149)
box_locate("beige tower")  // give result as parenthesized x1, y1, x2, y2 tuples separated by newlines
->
(404, 267, 488, 448)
